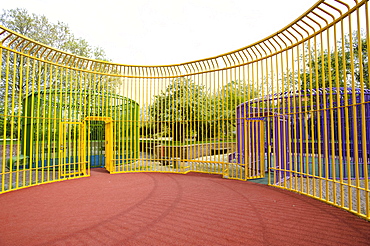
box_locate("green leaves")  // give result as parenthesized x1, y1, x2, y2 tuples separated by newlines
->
(148, 78, 211, 141)
(147, 78, 259, 141)
(300, 31, 368, 90)
(212, 81, 259, 137)
(0, 8, 109, 61)
(0, 8, 114, 139)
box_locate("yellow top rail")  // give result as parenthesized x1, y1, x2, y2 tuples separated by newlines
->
(0, 0, 365, 78)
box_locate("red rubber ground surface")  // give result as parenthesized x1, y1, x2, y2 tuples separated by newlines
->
(1, 168, 369, 246)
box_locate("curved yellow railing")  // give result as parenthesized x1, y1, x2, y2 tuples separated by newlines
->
(0, 0, 369, 220)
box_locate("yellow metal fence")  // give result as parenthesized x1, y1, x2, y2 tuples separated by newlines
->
(0, 0, 369, 220)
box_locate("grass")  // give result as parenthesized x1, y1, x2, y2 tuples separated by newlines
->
(0, 140, 20, 144)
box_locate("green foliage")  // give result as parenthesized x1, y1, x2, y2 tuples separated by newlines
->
(0, 9, 116, 129)
(300, 31, 368, 90)
(147, 78, 259, 141)
(88, 121, 105, 141)
(0, 8, 109, 60)
(148, 78, 212, 141)
(0, 8, 112, 99)
(6, 155, 29, 171)
(139, 122, 166, 138)
(0, 116, 16, 138)
(212, 81, 260, 137)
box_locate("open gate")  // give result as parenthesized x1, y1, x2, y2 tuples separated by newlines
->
(243, 119, 265, 179)
(229, 117, 265, 180)
(84, 117, 114, 173)
(59, 122, 87, 178)
(272, 115, 290, 185)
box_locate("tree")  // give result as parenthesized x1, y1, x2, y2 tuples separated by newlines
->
(0, 8, 109, 60)
(212, 81, 260, 138)
(148, 78, 261, 142)
(300, 31, 368, 90)
(0, 8, 112, 138)
(148, 78, 212, 142)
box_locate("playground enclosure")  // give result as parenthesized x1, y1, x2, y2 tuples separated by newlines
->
(1, 0, 370, 220)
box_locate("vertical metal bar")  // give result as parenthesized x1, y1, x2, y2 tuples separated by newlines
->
(2, 50, 10, 191)
(10, 52, 17, 188)
(348, 12, 357, 212)
(319, 28, 326, 201)
(302, 39, 310, 195)
(16, 50, 24, 188)
(356, 6, 365, 215)
(28, 57, 37, 185)
(323, 27, 330, 203)
(0, 46, 4, 192)
(336, 18, 345, 209)
(327, 24, 336, 205)
(34, 60, 42, 185)
(364, 1, 370, 219)
(260, 121, 265, 178)
(297, 40, 304, 193)
(40, 62, 47, 183)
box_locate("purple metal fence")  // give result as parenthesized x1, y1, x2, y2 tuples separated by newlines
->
(230, 103, 290, 182)
(230, 88, 370, 181)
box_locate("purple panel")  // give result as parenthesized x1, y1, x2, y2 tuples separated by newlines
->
(273, 115, 290, 183)
(232, 87, 370, 181)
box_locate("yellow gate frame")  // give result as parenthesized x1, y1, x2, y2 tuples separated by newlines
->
(84, 116, 114, 173)
(244, 120, 265, 180)
(59, 122, 86, 178)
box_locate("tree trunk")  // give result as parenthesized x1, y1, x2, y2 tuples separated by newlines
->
(172, 122, 186, 142)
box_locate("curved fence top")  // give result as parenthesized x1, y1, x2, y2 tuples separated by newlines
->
(0, 0, 365, 78)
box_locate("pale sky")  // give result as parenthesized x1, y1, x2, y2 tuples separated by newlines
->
(1, 0, 318, 66)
